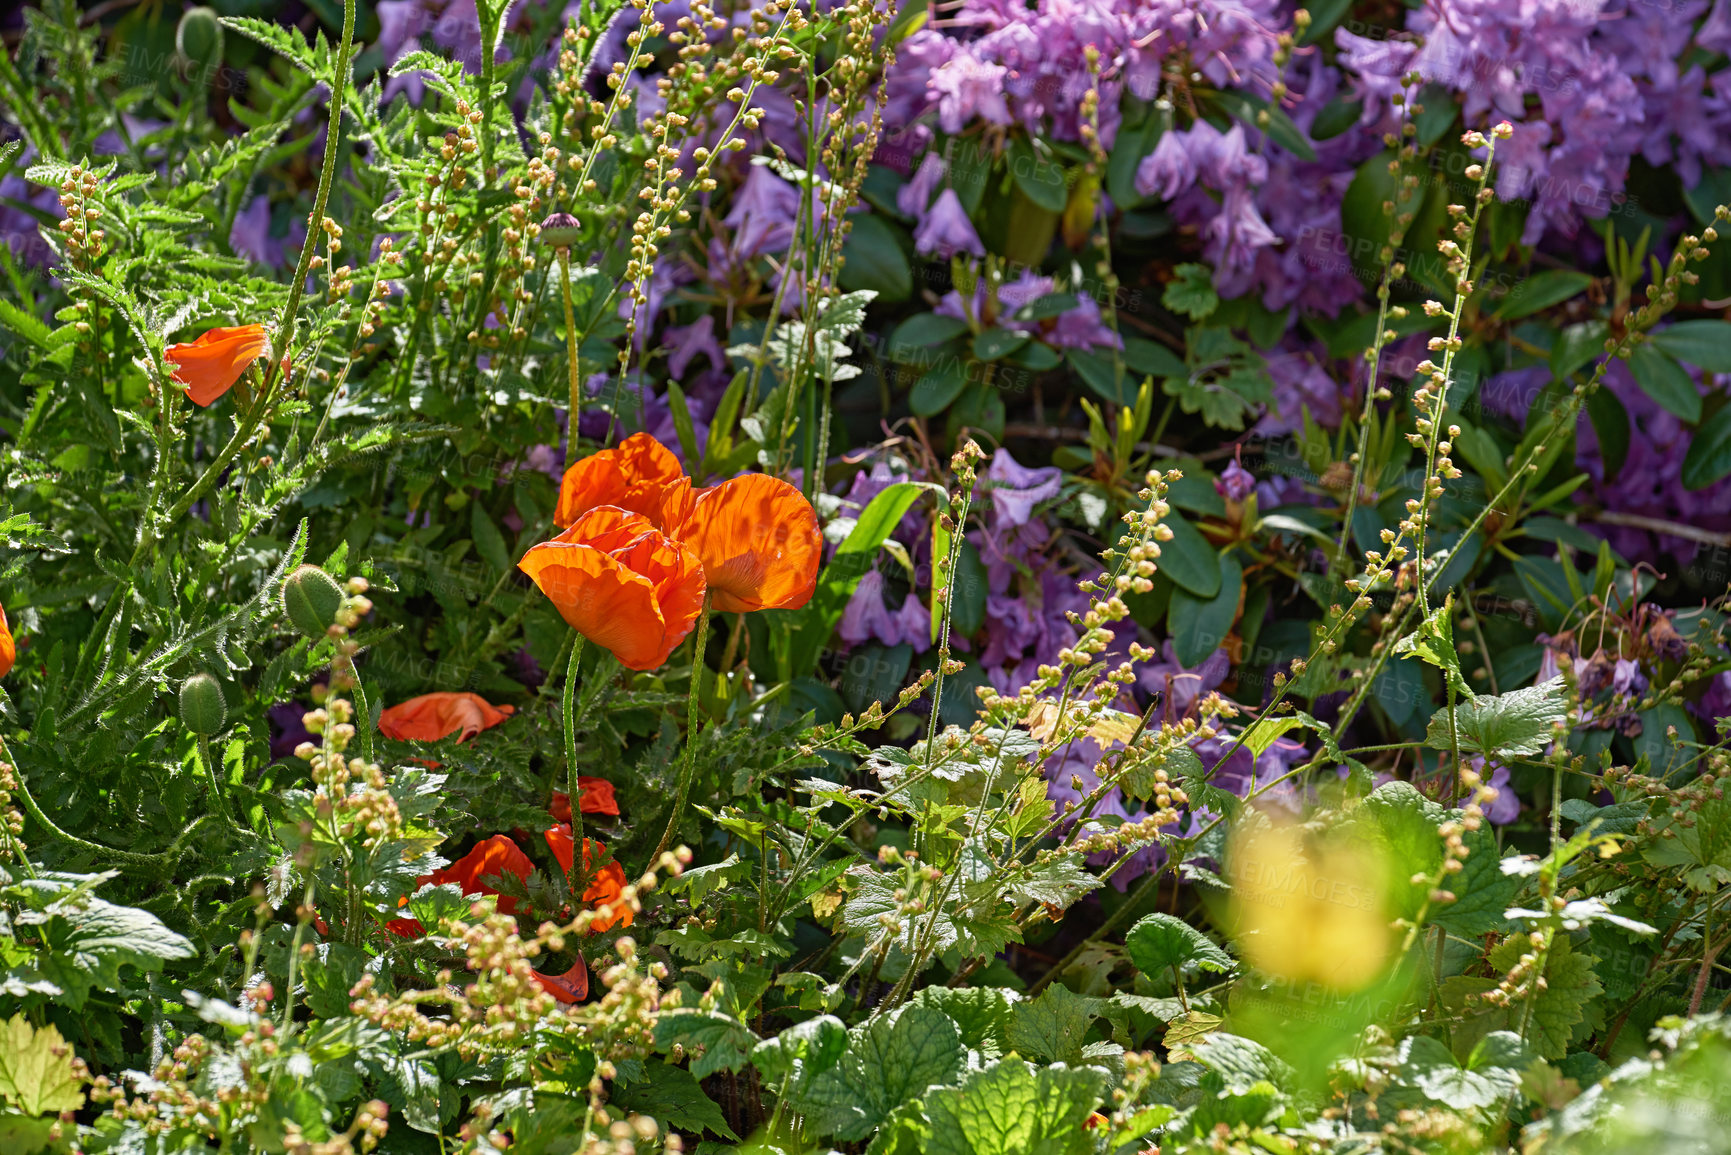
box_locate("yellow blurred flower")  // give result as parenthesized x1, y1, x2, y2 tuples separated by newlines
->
(1228, 818, 1394, 993)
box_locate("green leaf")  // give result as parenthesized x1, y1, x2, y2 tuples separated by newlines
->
(1626, 343, 1701, 422)
(1167, 552, 1240, 668)
(1158, 512, 1222, 599)
(1425, 677, 1567, 758)
(1162, 263, 1219, 320)
(920, 1059, 1108, 1155)
(1005, 984, 1107, 1066)
(794, 1003, 966, 1141)
(1067, 348, 1133, 404)
(610, 1060, 738, 1141)
(1650, 319, 1731, 372)
(1584, 383, 1630, 483)
(22, 885, 195, 1009)
(0, 1017, 86, 1116)
(1242, 714, 1305, 756)
(1550, 320, 1609, 380)
(750, 1015, 847, 1085)
(891, 312, 969, 350)
(840, 212, 912, 302)
(1007, 854, 1101, 910)
(1492, 270, 1593, 320)
(1682, 402, 1731, 490)
(908, 987, 1016, 1058)
(910, 363, 968, 416)
(1122, 336, 1187, 379)
(1125, 913, 1235, 979)
(1394, 599, 1472, 698)
(653, 1010, 758, 1079)
(1008, 137, 1069, 212)
(972, 329, 1029, 362)
(470, 504, 511, 573)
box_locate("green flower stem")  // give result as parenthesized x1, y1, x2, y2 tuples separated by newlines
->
(560, 247, 581, 467)
(195, 734, 241, 834)
(563, 634, 587, 897)
(653, 597, 712, 865)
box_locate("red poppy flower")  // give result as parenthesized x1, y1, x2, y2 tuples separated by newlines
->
(517, 508, 706, 671)
(550, 777, 620, 821)
(0, 604, 13, 679)
(165, 324, 267, 407)
(679, 473, 821, 613)
(544, 824, 632, 933)
(377, 692, 516, 743)
(554, 432, 691, 530)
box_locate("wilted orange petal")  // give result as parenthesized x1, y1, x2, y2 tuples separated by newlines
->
(533, 955, 589, 1003)
(165, 324, 267, 407)
(680, 474, 821, 613)
(377, 692, 516, 743)
(544, 825, 634, 932)
(551, 777, 620, 821)
(518, 508, 705, 670)
(554, 432, 690, 529)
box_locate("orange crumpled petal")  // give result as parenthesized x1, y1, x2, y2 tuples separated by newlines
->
(0, 604, 13, 679)
(517, 508, 706, 671)
(550, 777, 620, 821)
(165, 324, 267, 407)
(679, 473, 821, 613)
(377, 692, 516, 743)
(386, 833, 537, 936)
(554, 432, 691, 530)
(532, 955, 590, 1003)
(544, 824, 633, 933)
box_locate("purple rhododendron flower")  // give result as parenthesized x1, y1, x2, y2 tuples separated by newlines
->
(912, 189, 985, 258)
(981, 448, 1063, 528)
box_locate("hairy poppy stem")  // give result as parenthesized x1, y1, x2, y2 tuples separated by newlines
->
(194, 734, 241, 834)
(654, 597, 712, 865)
(560, 248, 581, 468)
(563, 635, 587, 898)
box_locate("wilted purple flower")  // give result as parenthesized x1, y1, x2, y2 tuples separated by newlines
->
(1612, 657, 1649, 698)
(912, 189, 985, 258)
(1216, 459, 1256, 501)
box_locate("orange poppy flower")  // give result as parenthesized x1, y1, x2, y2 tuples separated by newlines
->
(679, 473, 821, 613)
(554, 432, 691, 530)
(544, 824, 632, 933)
(517, 508, 705, 671)
(386, 833, 607, 1003)
(0, 604, 13, 679)
(377, 692, 516, 743)
(550, 777, 620, 821)
(165, 324, 267, 407)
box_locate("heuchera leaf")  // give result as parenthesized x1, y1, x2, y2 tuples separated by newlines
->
(1125, 913, 1236, 979)
(1425, 677, 1568, 758)
(0, 1016, 86, 1117)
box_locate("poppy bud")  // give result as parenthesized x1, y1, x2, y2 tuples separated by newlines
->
(539, 212, 581, 248)
(283, 565, 346, 638)
(179, 672, 228, 736)
(176, 6, 224, 77)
